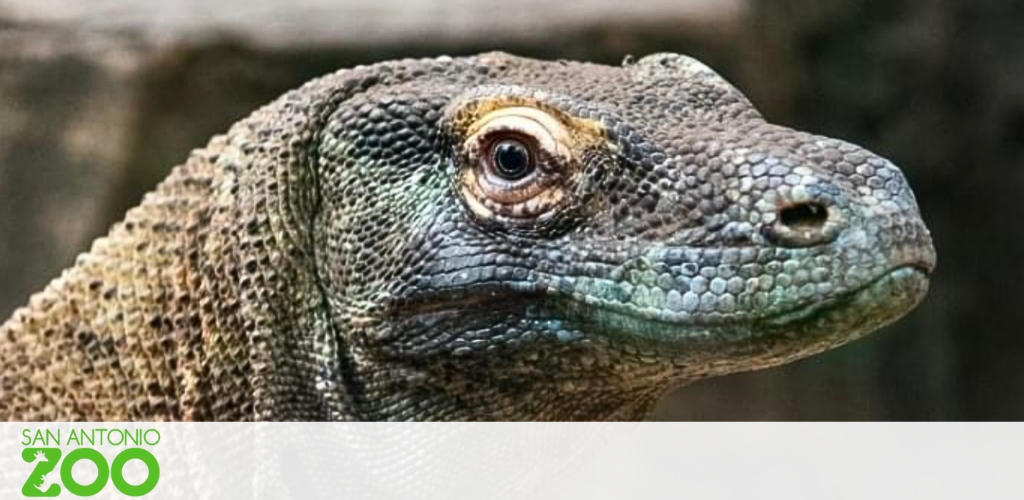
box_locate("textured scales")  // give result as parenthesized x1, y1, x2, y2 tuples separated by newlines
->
(0, 53, 935, 421)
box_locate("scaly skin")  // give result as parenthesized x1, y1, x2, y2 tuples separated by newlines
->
(0, 52, 935, 421)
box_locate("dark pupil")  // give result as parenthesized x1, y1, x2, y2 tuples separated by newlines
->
(492, 140, 533, 179)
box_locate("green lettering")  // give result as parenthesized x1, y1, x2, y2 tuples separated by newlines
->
(21, 448, 62, 497)
(111, 448, 160, 497)
(108, 429, 123, 446)
(61, 448, 109, 497)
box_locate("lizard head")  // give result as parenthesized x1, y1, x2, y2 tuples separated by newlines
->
(310, 52, 935, 419)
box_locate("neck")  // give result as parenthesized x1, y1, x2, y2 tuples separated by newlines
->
(328, 335, 673, 421)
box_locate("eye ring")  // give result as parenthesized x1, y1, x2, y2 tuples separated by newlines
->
(448, 101, 610, 227)
(457, 107, 576, 221)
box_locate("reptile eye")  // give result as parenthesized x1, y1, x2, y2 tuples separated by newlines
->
(458, 107, 578, 222)
(491, 139, 534, 180)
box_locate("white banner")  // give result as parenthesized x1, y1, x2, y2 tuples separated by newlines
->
(0, 423, 1020, 499)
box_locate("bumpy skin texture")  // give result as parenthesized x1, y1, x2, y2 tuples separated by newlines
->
(0, 53, 935, 421)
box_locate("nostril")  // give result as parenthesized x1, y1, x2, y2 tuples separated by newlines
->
(779, 202, 829, 230)
(763, 201, 840, 248)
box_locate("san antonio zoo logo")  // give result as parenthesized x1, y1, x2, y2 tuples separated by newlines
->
(20, 428, 160, 497)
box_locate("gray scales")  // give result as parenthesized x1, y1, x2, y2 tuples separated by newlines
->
(0, 53, 935, 421)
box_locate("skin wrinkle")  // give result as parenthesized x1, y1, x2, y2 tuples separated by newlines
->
(0, 52, 935, 421)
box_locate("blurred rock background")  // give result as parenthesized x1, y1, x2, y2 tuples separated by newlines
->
(0, 0, 1020, 420)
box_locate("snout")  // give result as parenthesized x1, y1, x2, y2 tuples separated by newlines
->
(737, 131, 935, 278)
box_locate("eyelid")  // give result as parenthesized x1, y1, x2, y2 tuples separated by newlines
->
(466, 107, 574, 161)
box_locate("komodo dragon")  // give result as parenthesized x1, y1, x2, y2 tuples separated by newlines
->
(0, 52, 935, 421)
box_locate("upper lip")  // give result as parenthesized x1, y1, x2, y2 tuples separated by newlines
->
(913, 253, 938, 274)
(901, 248, 937, 275)
(392, 253, 936, 327)
(761, 264, 930, 326)
(548, 263, 933, 329)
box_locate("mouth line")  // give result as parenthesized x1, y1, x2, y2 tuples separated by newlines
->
(552, 264, 931, 330)
(757, 264, 930, 327)
(393, 265, 931, 331)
